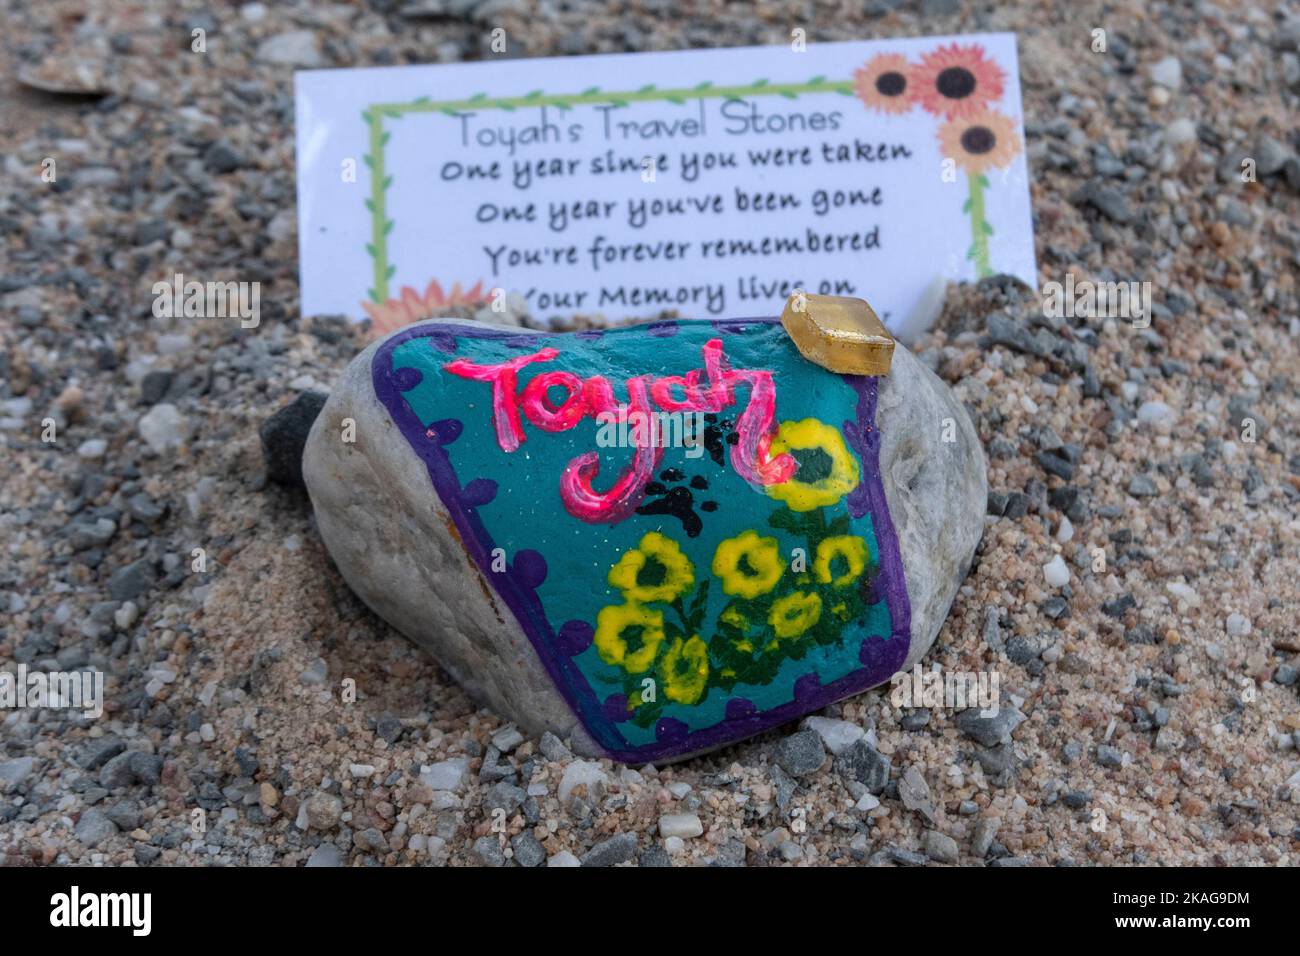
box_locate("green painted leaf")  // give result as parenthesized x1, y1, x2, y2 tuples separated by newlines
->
(780, 90, 798, 100)
(384, 220, 394, 235)
(694, 81, 713, 90)
(380, 132, 391, 146)
(581, 86, 600, 95)
(983, 221, 994, 235)
(524, 89, 543, 99)
(386, 265, 396, 279)
(469, 92, 488, 102)
(753, 78, 769, 86)
(962, 198, 972, 213)
(367, 287, 378, 302)
(364, 198, 375, 213)
(362, 155, 373, 168)
(610, 98, 629, 108)
(978, 174, 990, 188)
(366, 242, 376, 257)
(667, 95, 686, 105)
(383, 176, 393, 190)
(500, 103, 516, 112)
(808, 75, 826, 84)
(361, 110, 373, 124)
(637, 84, 655, 93)
(413, 95, 431, 104)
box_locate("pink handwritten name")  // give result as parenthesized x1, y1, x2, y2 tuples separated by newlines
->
(444, 338, 794, 523)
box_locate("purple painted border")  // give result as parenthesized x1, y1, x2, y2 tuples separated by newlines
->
(371, 318, 910, 762)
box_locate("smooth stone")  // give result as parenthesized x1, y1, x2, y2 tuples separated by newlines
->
(304, 317, 986, 762)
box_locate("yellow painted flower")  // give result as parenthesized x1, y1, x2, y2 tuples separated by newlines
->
(608, 531, 695, 603)
(593, 603, 665, 674)
(766, 419, 860, 512)
(769, 591, 823, 640)
(712, 530, 784, 599)
(720, 606, 749, 631)
(814, 535, 869, 587)
(660, 635, 710, 705)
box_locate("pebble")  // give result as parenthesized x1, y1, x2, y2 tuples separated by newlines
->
(774, 729, 827, 777)
(137, 403, 190, 454)
(304, 791, 343, 830)
(954, 707, 1026, 747)
(1149, 55, 1182, 89)
(419, 757, 470, 792)
(921, 830, 959, 864)
(835, 738, 891, 794)
(76, 438, 108, 459)
(971, 817, 999, 857)
(1096, 744, 1125, 768)
(1137, 401, 1173, 425)
(259, 391, 328, 487)
(0, 756, 35, 787)
(255, 30, 325, 68)
(581, 832, 637, 867)
(511, 832, 546, 867)
(74, 808, 118, 847)
(658, 813, 704, 839)
(802, 716, 865, 755)
(558, 760, 608, 803)
(306, 843, 344, 866)
(472, 835, 505, 867)
(547, 850, 581, 868)
(1043, 555, 1070, 587)
(1225, 612, 1251, 637)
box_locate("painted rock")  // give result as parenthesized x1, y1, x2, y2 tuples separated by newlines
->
(303, 317, 985, 762)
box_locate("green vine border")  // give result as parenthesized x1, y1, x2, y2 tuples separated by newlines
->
(360, 77, 857, 304)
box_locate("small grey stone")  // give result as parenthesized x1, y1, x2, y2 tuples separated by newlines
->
(105, 800, 141, 830)
(255, 30, 324, 68)
(1036, 451, 1075, 481)
(1273, 664, 1297, 687)
(638, 845, 672, 868)
(774, 729, 826, 777)
(125, 493, 165, 524)
(472, 835, 505, 866)
(75, 808, 118, 847)
(954, 707, 1026, 747)
(900, 709, 931, 731)
(1063, 741, 1083, 764)
(538, 731, 572, 762)
(0, 756, 35, 786)
(1127, 474, 1158, 496)
(581, 832, 637, 867)
(886, 845, 929, 866)
(511, 832, 546, 867)
(306, 843, 344, 867)
(128, 752, 163, 785)
(107, 559, 156, 602)
(921, 829, 959, 864)
(835, 739, 891, 794)
(135, 844, 162, 865)
(80, 736, 126, 771)
(203, 140, 244, 174)
(98, 751, 137, 789)
(1078, 182, 1132, 223)
(375, 714, 403, 743)
(304, 791, 343, 831)
(354, 827, 388, 853)
(483, 781, 526, 815)
(898, 765, 936, 823)
(1096, 744, 1124, 768)
(1063, 789, 1091, 810)
(971, 817, 999, 857)
(1255, 135, 1291, 176)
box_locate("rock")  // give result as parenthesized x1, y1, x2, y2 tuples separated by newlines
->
(1137, 401, 1173, 426)
(419, 757, 469, 792)
(774, 729, 826, 777)
(511, 832, 546, 867)
(1149, 56, 1182, 90)
(547, 849, 581, 867)
(1096, 744, 1124, 768)
(138, 403, 190, 454)
(204, 140, 244, 174)
(802, 716, 865, 755)
(304, 316, 985, 761)
(75, 808, 118, 847)
(954, 707, 1026, 747)
(538, 731, 571, 762)
(1078, 182, 1132, 223)
(558, 760, 608, 803)
(835, 738, 891, 794)
(473, 836, 505, 866)
(306, 843, 344, 867)
(658, 813, 704, 839)
(260, 391, 328, 487)
(971, 817, 999, 857)
(1042, 555, 1069, 587)
(0, 756, 35, 787)
(255, 30, 324, 68)
(898, 765, 936, 823)
(1254, 135, 1291, 176)
(304, 791, 343, 831)
(921, 829, 959, 863)
(1225, 612, 1251, 637)
(106, 560, 156, 602)
(581, 832, 637, 867)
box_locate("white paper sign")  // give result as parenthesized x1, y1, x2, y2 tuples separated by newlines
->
(295, 35, 1034, 336)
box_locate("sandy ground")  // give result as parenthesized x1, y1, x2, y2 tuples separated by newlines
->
(1, 0, 1298, 866)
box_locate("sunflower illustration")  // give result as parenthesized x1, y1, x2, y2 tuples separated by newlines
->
(361, 279, 489, 339)
(712, 530, 784, 599)
(659, 635, 710, 705)
(593, 603, 665, 674)
(853, 53, 915, 114)
(768, 591, 823, 641)
(608, 531, 695, 604)
(938, 109, 1021, 175)
(766, 419, 860, 512)
(813, 535, 870, 587)
(911, 43, 1006, 120)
